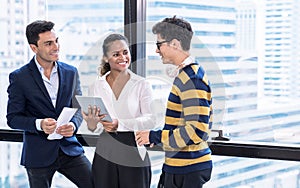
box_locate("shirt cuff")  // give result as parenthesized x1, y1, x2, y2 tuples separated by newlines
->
(35, 119, 43, 131)
(150, 130, 162, 145)
(69, 122, 76, 132)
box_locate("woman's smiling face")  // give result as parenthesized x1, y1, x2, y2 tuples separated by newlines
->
(104, 40, 131, 72)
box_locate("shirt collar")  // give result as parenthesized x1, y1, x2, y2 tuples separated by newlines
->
(98, 69, 138, 81)
(178, 56, 194, 70)
(34, 56, 58, 74)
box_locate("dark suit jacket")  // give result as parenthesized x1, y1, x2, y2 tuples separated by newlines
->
(6, 57, 84, 168)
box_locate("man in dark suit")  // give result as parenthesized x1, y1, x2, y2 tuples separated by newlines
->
(6, 20, 93, 188)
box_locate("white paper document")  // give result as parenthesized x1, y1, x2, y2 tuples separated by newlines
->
(47, 107, 78, 140)
(134, 131, 147, 161)
(137, 144, 147, 161)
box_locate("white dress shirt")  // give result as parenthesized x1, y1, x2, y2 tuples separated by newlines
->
(34, 57, 59, 131)
(34, 58, 76, 132)
(89, 70, 156, 132)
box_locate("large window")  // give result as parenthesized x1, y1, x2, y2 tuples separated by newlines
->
(0, 0, 125, 130)
(0, 0, 124, 187)
(144, 0, 300, 187)
(145, 0, 300, 145)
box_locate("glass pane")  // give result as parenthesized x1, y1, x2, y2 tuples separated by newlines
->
(0, 0, 124, 187)
(3, 143, 300, 188)
(46, 0, 124, 100)
(0, 0, 124, 131)
(0, 142, 95, 187)
(145, 0, 300, 187)
(145, 0, 300, 145)
(205, 155, 300, 188)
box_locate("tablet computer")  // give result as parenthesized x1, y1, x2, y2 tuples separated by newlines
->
(75, 95, 113, 122)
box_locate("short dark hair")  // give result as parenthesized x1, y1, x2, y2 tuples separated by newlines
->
(152, 15, 193, 51)
(26, 20, 55, 46)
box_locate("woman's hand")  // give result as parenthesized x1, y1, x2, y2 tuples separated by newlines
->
(101, 119, 118, 132)
(82, 105, 106, 132)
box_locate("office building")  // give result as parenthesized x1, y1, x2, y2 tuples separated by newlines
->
(263, 0, 300, 101)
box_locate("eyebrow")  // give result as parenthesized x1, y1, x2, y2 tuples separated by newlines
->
(43, 41, 52, 44)
(43, 37, 58, 44)
(112, 49, 128, 53)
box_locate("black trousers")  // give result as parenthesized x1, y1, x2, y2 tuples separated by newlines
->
(157, 168, 212, 188)
(26, 149, 93, 188)
(92, 132, 151, 188)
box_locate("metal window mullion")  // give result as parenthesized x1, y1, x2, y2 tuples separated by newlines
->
(124, 0, 146, 77)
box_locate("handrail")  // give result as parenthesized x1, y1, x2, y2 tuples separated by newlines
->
(1, 129, 300, 162)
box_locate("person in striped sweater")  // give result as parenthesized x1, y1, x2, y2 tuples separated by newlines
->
(136, 16, 213, 188)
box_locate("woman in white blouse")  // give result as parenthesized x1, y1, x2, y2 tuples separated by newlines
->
(82, 33, 155, 188)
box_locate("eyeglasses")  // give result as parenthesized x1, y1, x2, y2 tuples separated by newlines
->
(156, 40, 170, 50)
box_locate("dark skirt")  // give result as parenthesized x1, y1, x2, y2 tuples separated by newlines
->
(92, 131, 151, 188)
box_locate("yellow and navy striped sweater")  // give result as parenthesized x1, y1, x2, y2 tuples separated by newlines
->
(149, 62, 213, 174)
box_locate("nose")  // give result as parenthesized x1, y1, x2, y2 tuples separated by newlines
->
(120, 53, 128, 60)
(53, 42, 59, 49)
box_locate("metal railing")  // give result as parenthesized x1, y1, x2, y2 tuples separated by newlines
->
(1, 129, 300, 162)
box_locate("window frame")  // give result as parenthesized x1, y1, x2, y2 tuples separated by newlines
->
(1, 129, 300, 161)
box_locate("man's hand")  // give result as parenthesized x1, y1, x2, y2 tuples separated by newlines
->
(56, 123, 74, 137)
(135, 131, 151, 146)
(41, 118, 57, 134)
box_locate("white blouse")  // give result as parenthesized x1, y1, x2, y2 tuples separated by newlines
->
(88, 70, 156, 132)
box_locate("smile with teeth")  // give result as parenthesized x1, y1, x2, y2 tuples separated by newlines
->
(118, 62, 127, 65)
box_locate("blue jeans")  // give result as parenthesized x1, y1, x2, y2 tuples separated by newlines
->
(26, 150, 93, 188)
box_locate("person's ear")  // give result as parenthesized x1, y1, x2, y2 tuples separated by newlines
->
(103, 57, 109, 63)
(170, 39, 181, 49)
(29, 44, 38, 53)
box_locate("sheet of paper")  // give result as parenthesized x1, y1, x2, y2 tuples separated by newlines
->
(134, 131, 147, 161)
(47, 107, 78, 140)
(137, 144, 147, 161)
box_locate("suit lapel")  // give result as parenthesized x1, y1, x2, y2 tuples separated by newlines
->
(28, 59, 53, 107)
(55, 63, 67, 110)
